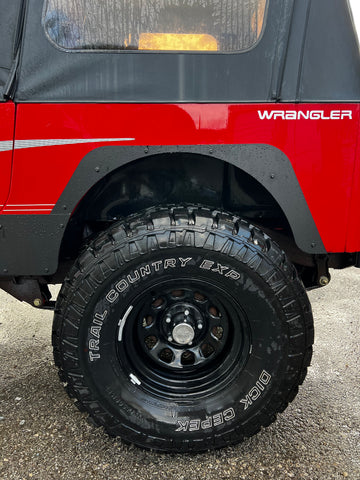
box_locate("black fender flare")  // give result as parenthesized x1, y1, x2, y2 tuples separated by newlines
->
(0, 144, 325, 276)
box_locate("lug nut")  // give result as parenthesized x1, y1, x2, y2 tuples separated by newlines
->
(166, 317, 171, 323)
(33, 298, 42, 307)
(168, 336, 173, 342)
(184, 309, 190, 316)
(197, 323, 203, 330)
(319, 275, 330, 286)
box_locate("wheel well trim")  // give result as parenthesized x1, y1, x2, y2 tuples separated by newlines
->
(54, 143, 325, 254)
(0, 144, 325, 276)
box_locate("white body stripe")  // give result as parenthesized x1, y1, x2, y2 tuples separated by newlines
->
(0, 137, 134, 153)
(7, 204, 55, 207)
(4, 204, 55, 212)
(0, 138, 135, 212)
(0, 141, 14, 152)
(3, 208, 53, 212)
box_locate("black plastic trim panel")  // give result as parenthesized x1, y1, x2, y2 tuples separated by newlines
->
(0, 144, 325, 276)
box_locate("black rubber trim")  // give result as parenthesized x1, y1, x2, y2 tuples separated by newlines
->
(0, 144, 325, 276)
(53, 143, 325, 253)
(0, 214, 69, 276)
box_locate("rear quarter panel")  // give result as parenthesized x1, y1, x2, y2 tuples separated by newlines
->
(3, 102, 360, 253)
(0, 102, 15, 209)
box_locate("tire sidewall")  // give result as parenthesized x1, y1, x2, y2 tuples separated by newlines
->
(78, 246, 290, 441)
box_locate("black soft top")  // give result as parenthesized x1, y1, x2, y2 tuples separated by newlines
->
(1, 0, 359, 103)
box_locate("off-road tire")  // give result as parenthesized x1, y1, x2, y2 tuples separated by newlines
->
(52, 205, 313, 452)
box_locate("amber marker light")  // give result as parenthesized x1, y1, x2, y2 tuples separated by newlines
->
(139, 33, 218, 51)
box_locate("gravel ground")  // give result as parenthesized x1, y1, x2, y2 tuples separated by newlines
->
(0, 268, 359, 480)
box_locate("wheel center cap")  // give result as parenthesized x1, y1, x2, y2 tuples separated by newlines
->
(172, 323, 195, 345)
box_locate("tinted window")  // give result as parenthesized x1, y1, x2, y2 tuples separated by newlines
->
(44, 0, 268, 52)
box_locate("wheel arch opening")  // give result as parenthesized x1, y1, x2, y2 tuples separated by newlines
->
(57, 151, 310, 274)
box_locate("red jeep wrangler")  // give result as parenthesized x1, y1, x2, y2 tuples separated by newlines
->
(0, 0, 359, 452)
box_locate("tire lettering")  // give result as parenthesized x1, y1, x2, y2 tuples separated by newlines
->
(225, 270, 241, 280)
(240, 395, 252, 410)
(90, 326, 101, 338)
(213, 412, 223, 426)
(249, 386, 261, 401)
(94, 311, 108, 323)
(200, 260, 214, 270)
(201, 417, 212, 429)
(164, 258, 176, 269)
(89, 351, 100, 361)
(189, 420, 200, 431)
(175, 407, 235, 432)
(240, 370, 272, 410)
(175, 421, 189, 432)
(200, 259, 240, 280)
(88, 309, 107, 361)
(106, 289, 119, 303)
(104, 257, 240, 310)
(140, 265, 151, 277)
(179, 257, 192, 267)
(152, 260, 162, 271)
(89, 339, 99, 350)
(211, 263, 228, 275)
(127, 270, 140, 284)
(255, 380, 265, 392)
(259, 370, 271, 385)
(223, 408, 236, 421)
(115, 279, 128, 293)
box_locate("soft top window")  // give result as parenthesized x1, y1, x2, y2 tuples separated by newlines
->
(43, 0, 268, 53)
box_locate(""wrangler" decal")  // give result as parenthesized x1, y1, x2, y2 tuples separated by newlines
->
(258, 110, 352, 120)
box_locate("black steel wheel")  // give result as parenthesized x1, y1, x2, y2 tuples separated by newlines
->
(117, 280, 250, 398)
(53, 206, 313, 452)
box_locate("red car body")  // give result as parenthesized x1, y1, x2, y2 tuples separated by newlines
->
(1, 102, 359, 253)
(0, 0, 359, 454)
